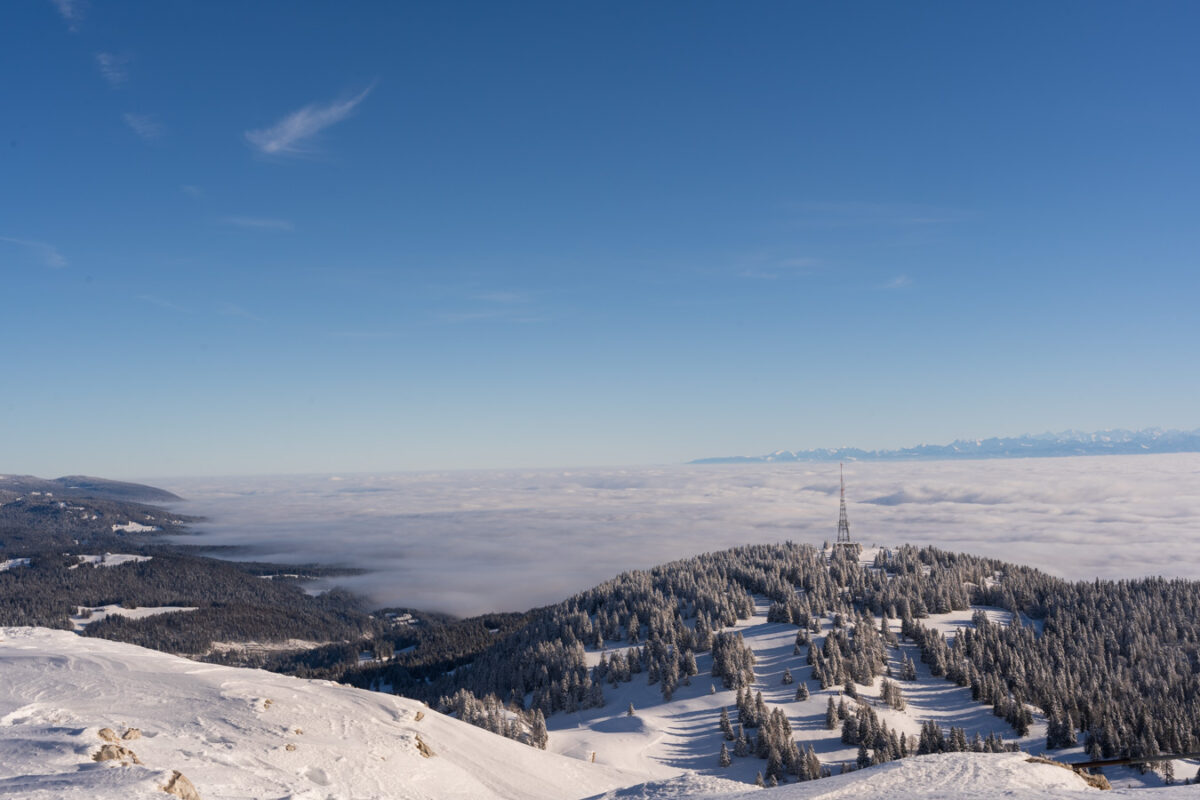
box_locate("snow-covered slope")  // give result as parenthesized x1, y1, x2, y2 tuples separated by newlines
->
(0, 627, 640, 800)
(5, 627, 1195, 800)
(590, 752, 1124, 800)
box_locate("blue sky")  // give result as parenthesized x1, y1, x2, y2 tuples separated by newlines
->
(3, 1, 1198, 478)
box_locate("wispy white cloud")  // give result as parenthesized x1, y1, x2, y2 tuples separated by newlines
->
(123, 112, 164, 141)
(181, 185, 203, 198)
(0, 236, 67, 268)
(737, 254, 821, 280)
(435, 288, 546, 323)
(795, 201, 965, 229)
(221, 216, 294, 232)
(218, 302, 264, 322)
(49, 0, 84, 31)
(880, 274, 912, 290)
(96, 52, 130, 86)
(136, 294, 190, 313)
(474, 290, 530, 304)
(329, 329, 400, 340)
(244, 86, 373, 157)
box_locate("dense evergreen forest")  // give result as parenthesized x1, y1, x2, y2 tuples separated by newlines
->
(344, 542, 1200, 770)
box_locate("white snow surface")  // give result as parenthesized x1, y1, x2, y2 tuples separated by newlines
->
(0, 557, 31, 571)
(1, 627, 1195, 799)
(111, 521, 160, 533)
(74, 553, 153, 567)
(70, 604, 197, 631)
(0, 627, 639, 800)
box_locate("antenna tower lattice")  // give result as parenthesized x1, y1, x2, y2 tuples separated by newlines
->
(836, 462, 852, 546)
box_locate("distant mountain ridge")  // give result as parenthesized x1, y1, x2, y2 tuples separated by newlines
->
(690, 427, 1200, 464)
(0, 474, 181, 503)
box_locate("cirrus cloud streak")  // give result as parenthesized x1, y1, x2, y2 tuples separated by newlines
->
(245, 86, 372, 157)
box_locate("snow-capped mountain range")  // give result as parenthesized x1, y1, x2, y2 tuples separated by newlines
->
(690, 428, 1200, 464)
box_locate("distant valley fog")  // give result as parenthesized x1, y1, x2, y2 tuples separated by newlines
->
(159, 454, 1200, 617)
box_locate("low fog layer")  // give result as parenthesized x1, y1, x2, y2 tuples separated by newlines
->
(160, 454, 1200, 617)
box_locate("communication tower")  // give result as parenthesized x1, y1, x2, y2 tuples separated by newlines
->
(836, 462, 853, 547)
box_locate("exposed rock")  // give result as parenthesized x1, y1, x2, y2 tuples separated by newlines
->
(122, 727, 142, 740)
(294, 728, 303, 735)
(1025, 756, 1112, 790)
(98, 727, 119, 742)
(285, 743, 296, 752)
(415, 734, 434, 758)
(160, 769, 202, 800)
(414, 711, 425, 722)
(93, 743, 142, 764)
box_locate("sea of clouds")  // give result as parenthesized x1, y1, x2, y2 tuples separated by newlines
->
(158, 454, 1200, 617)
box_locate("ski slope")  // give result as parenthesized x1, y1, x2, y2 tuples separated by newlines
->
(548, 558, 1199, 793)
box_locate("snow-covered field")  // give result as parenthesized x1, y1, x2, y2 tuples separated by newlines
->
(548, 591, 1197, 792)
(111, 522, 161, 533)
(70, 603, 196, 631)
(1, 626, 1194, 800)
(73, 553, 154, 568)
(158, 454, 1200, 616)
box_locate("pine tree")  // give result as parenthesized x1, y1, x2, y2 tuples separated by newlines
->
(782, 667, 794, 685)
(825, 697, 838, 729)
(529, 708, 549, 750)
(842, 717, 858, 745)
(720, 707, 734, 740)
(719, 742, 731, 768)
(734, 726, 750, 757)
(627, 702, 635, 717)
(795, 682, 809, 701)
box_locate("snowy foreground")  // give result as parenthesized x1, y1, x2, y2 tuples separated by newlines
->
(2, 627, 1195, 800)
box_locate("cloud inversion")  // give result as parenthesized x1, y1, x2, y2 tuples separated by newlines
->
(161, 454, 1200, 617)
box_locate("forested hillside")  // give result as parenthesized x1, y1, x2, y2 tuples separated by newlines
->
(345, 542, 1200, 772)
(0, 483, 382, 660)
